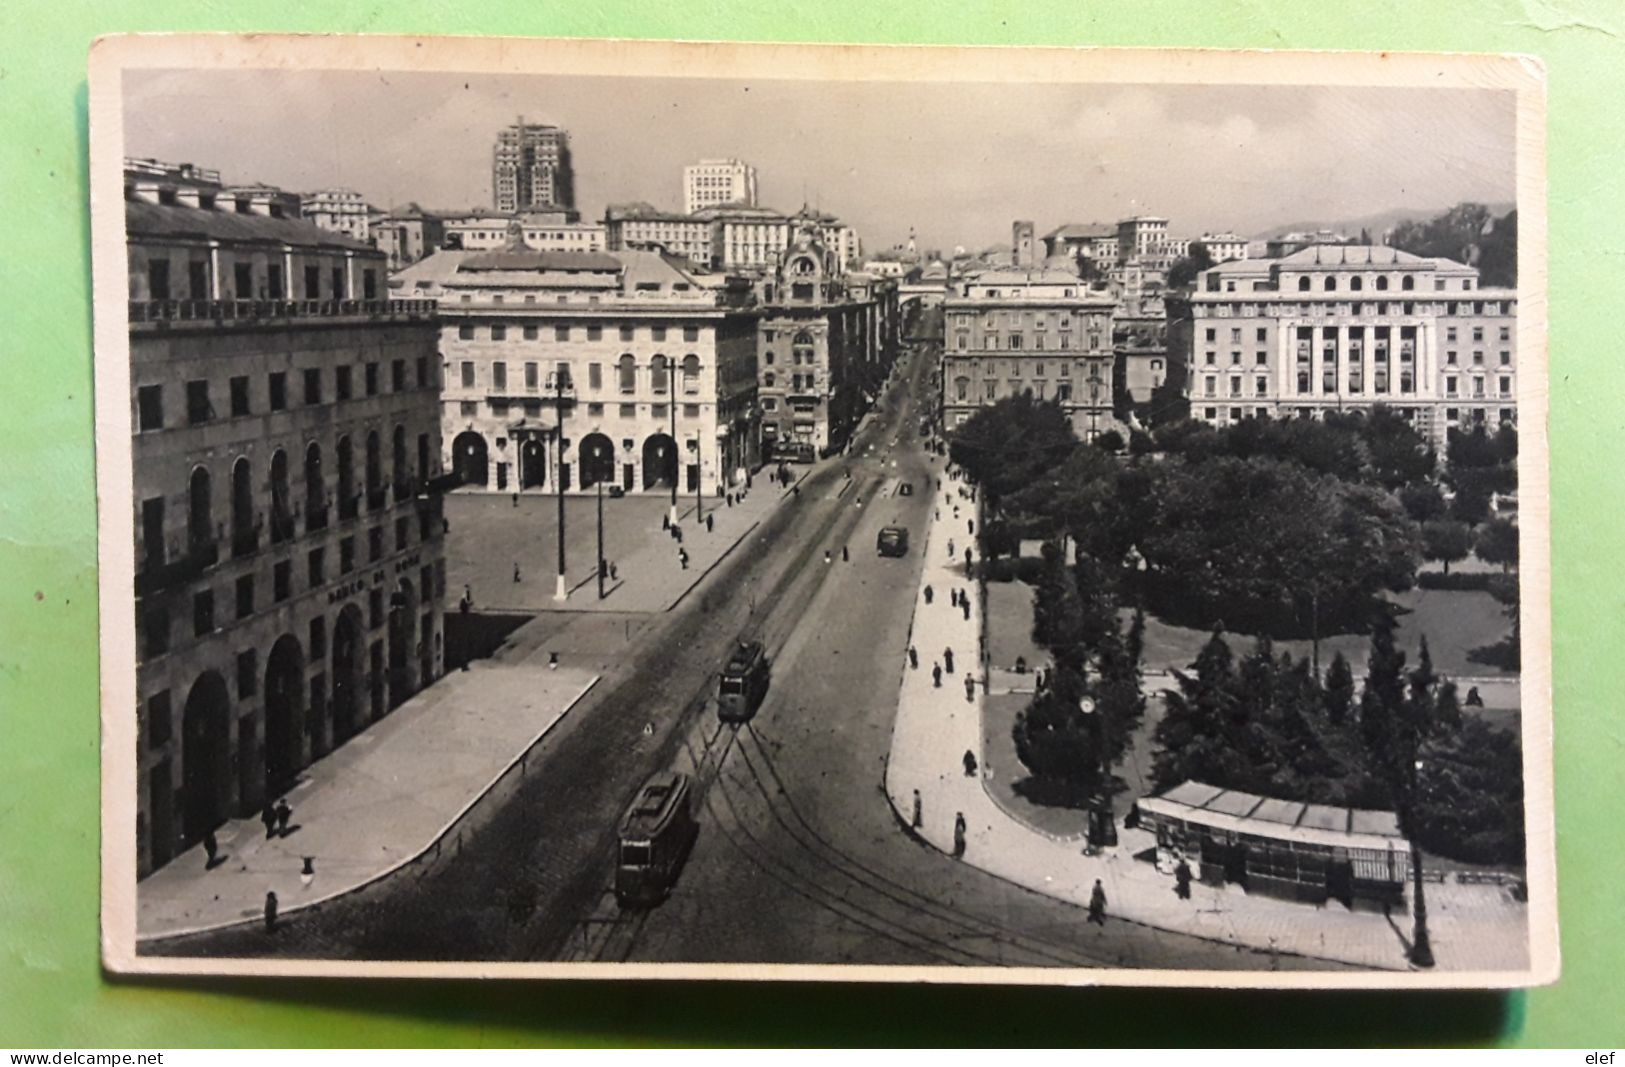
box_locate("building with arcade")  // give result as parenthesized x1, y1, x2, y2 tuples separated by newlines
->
(125, 162, 448, 877)
(395, 234, 764, 499)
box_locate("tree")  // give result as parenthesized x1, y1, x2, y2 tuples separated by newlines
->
(1323, 651, 1355, 725)
(1389, 202, 1496, 268)
(1128, 428, 1156, 456)
(1421, 519, 1473, 574)
(1166, 241, 1216, 289)
(1031, 545, 1090, 673)
(1012, 663, 1104, 808)
(1151, 630, 1240, 790)
(1476, 517, 1519, 572)
(1400, 483, 1448, 523)
(949, 394, 1078, 508)
(1358, 406, 1436, 490)
(1094, 429, 1125, 453)
(1477, 209, 1518, 288)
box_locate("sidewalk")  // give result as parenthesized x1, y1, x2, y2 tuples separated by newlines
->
(883, 469, 1529, 973)
(445, 472, 803, 615)
(138, 662, 599, 941)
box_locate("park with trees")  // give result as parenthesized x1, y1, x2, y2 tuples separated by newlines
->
(952, 396, 1525, 866)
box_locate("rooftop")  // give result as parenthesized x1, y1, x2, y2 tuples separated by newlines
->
(125, 198, 373, 252)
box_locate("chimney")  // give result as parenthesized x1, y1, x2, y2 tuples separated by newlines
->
(249, 192, 274, 216)
(129, 181, 162, 205)
(174, 187, 203, 209)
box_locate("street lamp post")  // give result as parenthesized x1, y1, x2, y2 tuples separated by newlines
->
(595, 442, 607, 600)
(668, 394, 679, 528)
(554, 370, 569, 602)
(1405, 757, 1435, 968)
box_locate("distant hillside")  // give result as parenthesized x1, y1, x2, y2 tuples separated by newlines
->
(1262, 202, 1515, 241)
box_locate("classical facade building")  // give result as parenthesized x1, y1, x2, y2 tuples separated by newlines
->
(604, 203, 715, 267)
(942, 269, 1119, 440)
(492, 118, 575, 213)
(126, 170, 446, 878)
(302, 188, 371, 243)
(683, 158, 758, 215)
(372, 204, 446, 270)
(1184, 244, 1518, 446)
(755, 234, 899, 455)
(1199, 232, 1250, 263)
(1116, 215, 1170, 263)
(442, 209, 602, 253)
(395, 241, 763, 497)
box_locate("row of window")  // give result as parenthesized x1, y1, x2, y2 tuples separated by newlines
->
(140, 522, 442, 663)
(141, 428, 436, 575)
(1200, 300, 1515, 320)
(454, 399, 702, 420)
(452, 355, 704, 396)
(1199, 404, 1516, 427)
(952, 380, 1102, 404)
(136, 358, 434, 433)
(143, 257, 378, 304)
(455, 322, 703, 343)
(945, 359, 1108, 378)
(1205, 273, 1477, 294)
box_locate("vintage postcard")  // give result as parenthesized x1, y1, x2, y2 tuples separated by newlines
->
(91, 35, 1554, 987)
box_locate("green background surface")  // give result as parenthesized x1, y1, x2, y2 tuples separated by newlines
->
(2, 0, 1621, 1048)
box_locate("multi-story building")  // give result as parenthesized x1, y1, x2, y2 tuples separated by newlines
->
(125, 167, 446, 878)
(302, 188, 371, 244)
(492, 118, 575, 213)
(1114, 316, 1173, 404)
(701, 205, 859, 272)
(1012, 220, 1037, 267)
(1199, 232, 1250, 263)
(220, 182, 304, 222)
(441, 210, 602, 253)
(395, 240, 763, 498)
(604, 203, 715, 268)
(1043, 223, 1120, 265)
(683, 158, 759, 215)
(1117, 215, 1170, 264)
(942, 269, 1119, 440)
(755, 233, 899, 455)
(1184, 244, 1517, 446)
(372, 204, 446, 270)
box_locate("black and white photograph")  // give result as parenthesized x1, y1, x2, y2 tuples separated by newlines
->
(91, 36, 1553, 986)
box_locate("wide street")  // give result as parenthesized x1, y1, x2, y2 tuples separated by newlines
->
(147, 340, 1331, 970)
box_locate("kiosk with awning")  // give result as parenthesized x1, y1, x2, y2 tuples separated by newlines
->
(1136, 781, 1410, 908)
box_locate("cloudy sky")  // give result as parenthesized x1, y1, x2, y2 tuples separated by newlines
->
(124, 69, 1516, 255)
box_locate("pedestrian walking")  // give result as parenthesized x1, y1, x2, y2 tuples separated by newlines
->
(264, 891, 279, 934)
(824, 549, 832, 564)
(511, 492, 519, 507)
(260, 802, 277, 839)
(947, 538, 956, 559)
(943, 647, 955, 674)
(964, 674, 976, 702)
(842, 544, 850, 562)
(932, 663, 943, 688)
(963, 749, 978, 777)
(275, 797, 292, 837)
(912, 789, 922, 829)
(662, 513, 670, 531)
(908, 645, 918, 669)
(1466, 685, 1484, 707)
(706, 513, 715, 534)
(513, 562, 522, 583)
(964, 546, 973, 571)
(961, 598, 971, 622)
(202, 829, 218, 869)
(968, 519, 975, 536)
(674, 525, 683, 544)
(953, 812, 967, 858)
(679, 549, 690, 570)
(1088, 879, 1108, 926)
(463, 583, 473, 606)
(923, 584, 933, 605)
(1175, 858, 1193, 901)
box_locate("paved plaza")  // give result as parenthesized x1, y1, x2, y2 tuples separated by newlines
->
(138, 663, 598, 941)
(443, 476, 801, 615)
(883, 467, 1530, 973)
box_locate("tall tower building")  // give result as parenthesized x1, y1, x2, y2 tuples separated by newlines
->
(492, 118, 575, 213)
(684, 158, 759, 215)
(1012, 220, 1036, 267)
